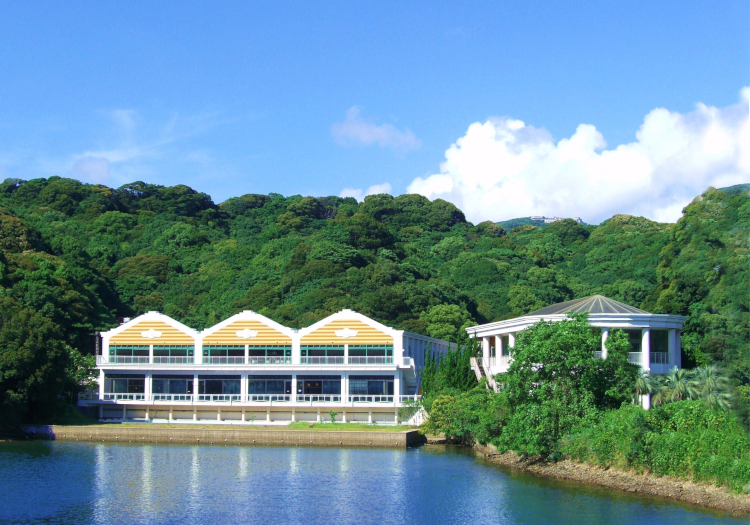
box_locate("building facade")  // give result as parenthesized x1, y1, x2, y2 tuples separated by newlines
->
(466, 295, 686, 409)
(80, 309, 454, 425)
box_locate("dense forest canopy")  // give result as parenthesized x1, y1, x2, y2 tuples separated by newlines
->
(0, 175, 747, 421)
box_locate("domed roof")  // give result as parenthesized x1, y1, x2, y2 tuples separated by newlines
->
(524, 295, 648, 316)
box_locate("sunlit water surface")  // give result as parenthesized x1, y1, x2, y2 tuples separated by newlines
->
(0, 441, 742, 524)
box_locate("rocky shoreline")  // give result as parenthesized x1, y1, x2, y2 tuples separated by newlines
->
(473, 443, 750, 517)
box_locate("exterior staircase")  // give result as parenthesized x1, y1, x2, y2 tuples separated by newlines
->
(470, 357, 498, 392)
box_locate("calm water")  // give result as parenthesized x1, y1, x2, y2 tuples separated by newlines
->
(0, 441, 742, 524)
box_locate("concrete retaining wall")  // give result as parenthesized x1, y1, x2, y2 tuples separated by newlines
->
(23, 425, 425, 449)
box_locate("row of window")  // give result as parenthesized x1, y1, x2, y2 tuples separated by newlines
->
(104, 374, 394, 396)
(110, 345, 393, 357)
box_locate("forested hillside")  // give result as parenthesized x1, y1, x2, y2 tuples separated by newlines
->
(0, 176, 746, 421)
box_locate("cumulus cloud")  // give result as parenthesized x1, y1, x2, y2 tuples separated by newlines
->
(407, 88, 750, 224)
(331, 107, 421, 151)
(340, 182, 393, 202)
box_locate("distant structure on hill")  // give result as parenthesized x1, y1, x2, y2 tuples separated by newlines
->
(530, 215, 583, 224)
(497, 216, 585, 231)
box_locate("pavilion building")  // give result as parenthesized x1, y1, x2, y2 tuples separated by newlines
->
(466, 295, 686, 408)
(80, 309, 453, 425)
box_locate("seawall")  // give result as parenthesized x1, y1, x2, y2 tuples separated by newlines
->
(23, 425, 425, 449)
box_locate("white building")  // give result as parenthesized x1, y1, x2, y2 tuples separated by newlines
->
(80, 309, 454, 425)
(466, 295, 686, 409)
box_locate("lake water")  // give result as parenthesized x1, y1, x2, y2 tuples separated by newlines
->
(0, 441, 742, 524)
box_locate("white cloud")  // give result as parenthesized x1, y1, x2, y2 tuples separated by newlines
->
(408, 88, 750, 224)
(331, 107, 421, 151)
(340, 182, 393, 202)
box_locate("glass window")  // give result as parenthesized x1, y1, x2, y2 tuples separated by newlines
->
(153, 345, 194, 357)
(625, 330, 642, 352)
(203, 345, 244, 357)
(349, 376, 394, 395)
(104, 374, 145, 393)
(110, 345, 149, 357)
(248, 375, 292, 395)
(651, 330, 668, 353)
(298, 375, 341, 394)
(198, 375, 241, 395)
(152, 375, 193, 394)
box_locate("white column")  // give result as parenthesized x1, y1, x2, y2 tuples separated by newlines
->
(641, 328, 651, 372)
(99, 369, 105, 400)
(292, 337, 301, 365)
(149, 344, 154, 364)
(368, 409, 372, 424)
(342, 409, 347, 423)
(291, 408, 296, 422)
(394, 372, 400, 402)
(241, 373, 248, 401)
(675, 330, 682, 368)
(601, 328, 610, 360)
(668, 329, 678, 368)
(494, 336, 501, 360)
(482, 337, 490, 360)
(242, 408, 246, 423)
(244, 344, 249, 365)
(193, 407, 197, 422)
(508, 333, 515, 349)
(144, 372, 152, 401)
(266, 408, 271, 423)
(193, 375, 199, 401)
(194, 338, 202, 364)
(168, 406, 173, 423)
(217, 408, 221, 422)
(393, 332, 404, 366)
(341, 374, 347, 404)
(344, 344, 349, 365)
(316, 408, 321, 423)
(291, 375, 298, 401)
(641, 394, 651, 410)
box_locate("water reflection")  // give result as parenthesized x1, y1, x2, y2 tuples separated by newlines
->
(0, 441, 743, 525)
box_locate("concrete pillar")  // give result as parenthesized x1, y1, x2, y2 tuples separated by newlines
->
(193, 375, 199, 401)
(641, 394, 651, 410)
(494, 336, 501, 360)
(316, 408, 321, 423)
(344, 344, 349, 365)
(641, 328, 651, 372)
(217, 408, 221, 422)
(482, 337, 490, 360)
(601, 328, 610, 360)
(99, 369, 105, 400)
(668, 329, 678, 367)
(145, 372, 152, 401)
(368, 409, 372, 424)
(193, 407, 197, 422)
(266, 408, 270, 423)
(291, 408, 296, 422)
(341, 375, 347, 404)
(168, 406, 173, 423)
(244, 344, 249, 365)
(393, 373, 400, 403)
(292, 337, 301, 365)
(149, 344, 154, 364)
(342, 409, 347, 423)
(291, 375, 298, 401)
(241, 373, 248, 401)
(242, 408, 246, 423)
(675, 330, 682, 368)
(394, 408, 399, 424)
(508, 333, 515, 349)
(145, 405, 149, 421)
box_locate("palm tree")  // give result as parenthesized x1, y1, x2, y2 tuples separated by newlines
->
(657, 366, 697, 404)
(634, 370, 653, 404)
(690, 364, 732, 410)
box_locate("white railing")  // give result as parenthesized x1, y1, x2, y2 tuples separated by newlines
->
(153, 356, 193, 364)
(480, 357, 497, 369)
(203, 356, 245, 365)
(593, 351, 604, 360)
(301, 357, 345, 365)
(105, 356, 149, 364)
(349, 395, 394, 403)
(247, 356, 291, 365)
(78, 391, 98, 400)
(650, 352, 669, 364)
(627, 352, 643, 365)
(401, 357, 415, 367)
(247, 394, 291, 402)
(296, 395, 341, 403)
(103, 393, 145, 401)
(399, 395, 421, 405)
(152, 394, 193, 402)
(347, 356, 394, 365)
(197, 394, 241, 402)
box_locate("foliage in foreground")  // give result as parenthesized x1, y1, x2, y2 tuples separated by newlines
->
(561, 402, 750, 493)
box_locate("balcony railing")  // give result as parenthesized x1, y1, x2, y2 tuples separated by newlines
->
(402, 357, 414, 367)
(78, 391, 98, 400)
(103, 393, 145, 401)
(296, 394, 341, 403)
(399, 395, 421, 404)
(349, 395, 393, 403)
(203, 356, 245, 365)
(197, 394, 242, 402)
(153, 356, 193, 364)
(627, 352, 643, 365)
(247, 356, 291, 365)
(152, 394, 193, 402)
(650, 352, 669, 364)
(247, 394, 291, 402)
(105, 356, 149, 364)
(347, 356, 393, 365)
(300, 357, 344, 365)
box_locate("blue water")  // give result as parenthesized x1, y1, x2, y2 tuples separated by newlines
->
(0, 441, 742, 524)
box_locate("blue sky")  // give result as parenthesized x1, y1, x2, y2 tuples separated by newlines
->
(0, 2, 747, 223)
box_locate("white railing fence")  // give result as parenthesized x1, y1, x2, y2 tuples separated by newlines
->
(346, 356, 394, 365)
(300, 357, 345, 365)
(247, 394, 291, 402)
(152, 394, 193, 402)
(103, 393, 145, 401)
(203, 356, 245, 365)
(247, 356, 291, 365)
(349, 395, 393, 403)
(197, 394, 242, 402)
(650, 352, 669, 364)
(152, 356, 192, 364)
(296, 394, 342, 403)
(627, 352, 642, 365)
